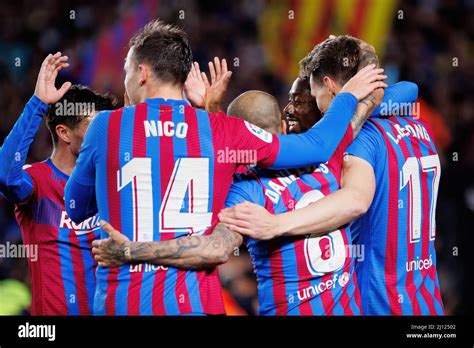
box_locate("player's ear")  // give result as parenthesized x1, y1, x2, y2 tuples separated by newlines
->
(323, 76, 337, 97)
(137, 64, 148, 86)
(55, 124, 72, 144)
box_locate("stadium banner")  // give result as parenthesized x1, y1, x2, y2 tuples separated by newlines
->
(259, 0, 397, 82)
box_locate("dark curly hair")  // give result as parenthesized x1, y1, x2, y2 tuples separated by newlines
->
(299, 35, 361, 86)
(46, 85, 117, 144)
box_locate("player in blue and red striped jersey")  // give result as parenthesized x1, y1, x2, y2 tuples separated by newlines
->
(220, 55, 444, 317)
(91, 36, 419, 315)
(65, 21, 387, 315)
(0, 53, 117, 315)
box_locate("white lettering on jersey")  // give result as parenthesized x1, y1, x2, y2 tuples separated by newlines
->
(144, 120, 188, 138)
(59, 211, 101, 235)
(386, 123, 431, 145)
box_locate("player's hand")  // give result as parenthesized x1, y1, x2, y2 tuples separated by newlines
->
(218, 201, 281, 240)
(34, 52, 72, 104)
(92, 220, 132, 267)
(184, 62, 207, 108)
(340, 64, 387, 102)
(205, 57, 232, 112)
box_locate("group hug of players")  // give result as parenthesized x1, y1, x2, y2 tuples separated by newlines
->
(0, 19, 444, 316)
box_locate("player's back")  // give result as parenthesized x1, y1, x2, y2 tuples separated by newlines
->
(226, 125, 361, 315)
(14, 160, 99, 315)
(348, 116, 444, 315)
(91, 98, 278, 315)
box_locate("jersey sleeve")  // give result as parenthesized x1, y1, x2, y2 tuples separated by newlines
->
(0, 95, 48, 204)
(64, 111, 110, 222)
(219, 115, 280, 168)
(372, 81, 418, 117)
(219, 92, 358, 170)
(225, 179, 266, 208)
(345, 123, 383, 169)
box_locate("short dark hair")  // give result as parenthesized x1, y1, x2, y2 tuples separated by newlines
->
(46, 85, 117, 144)
(129, 19, 192, 86)
(300, 35, 361, 85)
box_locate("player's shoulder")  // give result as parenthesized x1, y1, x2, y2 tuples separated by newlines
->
(22, 160, 51, 176)
(229, 170, 265, 201)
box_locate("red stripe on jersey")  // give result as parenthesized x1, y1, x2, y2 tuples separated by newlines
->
(338, 229, 354, 316)
(299, 173, 336, 315)
(105, 109, 124, 315)
(263, 193, 288, 315)
(151, 105, 174, 315)
(388, 120, 423, 314)
(69, 232, 90, 315)
(127, 103, 148, 315)
(279, 182, 313, 315)
(170, 106, 203, 314)
(404, 119, 443, 311)
(158, 105, 175, 241)
(402, 119, 437, 314)
(352, 267, 363, 313)
(373, 120, 403, 314)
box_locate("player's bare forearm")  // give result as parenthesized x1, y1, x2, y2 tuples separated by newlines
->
(278, 155, 376, 237)
(277, 188, 366, 237)
(350, 91, 380, 139)
(129, 224, 243, 270)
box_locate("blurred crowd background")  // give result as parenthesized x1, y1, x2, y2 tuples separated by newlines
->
(0, 0, 472, 315)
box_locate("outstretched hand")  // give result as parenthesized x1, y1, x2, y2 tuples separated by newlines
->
(92, 220, 132, 267)
(184, 62, 207, 108)
(34, 52, 72, 104)
(184, 57, 232, 112)
(218, 201, 281, 240)
(340, 64, 387, 102)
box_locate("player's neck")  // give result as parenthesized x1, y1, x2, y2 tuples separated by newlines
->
(50, 146, 76, 177)
(143, 83, 183, 101)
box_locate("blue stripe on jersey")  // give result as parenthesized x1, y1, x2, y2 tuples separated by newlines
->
(77, 234, 97, 311)
(139, 104, 158, 315)
(195, 109, 215, 218)
(354, 120, 389, 314)
(58, 228, 79, 315)
(396, 118, 429, 314)
(400, 117, 437, 315)
(281, 238, 300, 315)
(163, 268, 179, 314)
(114, 106, 137, 315)
(172, 104, 204, 313)
(93, 111, 112, 315)
(302, 173, 341, 315)
(295, 175, 326, 315)
(250, 247, 276, 315)
(346, 277, 361, 315)
(185, 271, 204, 313)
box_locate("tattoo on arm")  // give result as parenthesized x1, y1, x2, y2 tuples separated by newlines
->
(350, 94, 378, 139)
(129, 223, 243, 270)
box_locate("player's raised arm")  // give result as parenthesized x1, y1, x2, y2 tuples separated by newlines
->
(0, 53, 70, 203)
(63, 112, 106, 223)
(92, 221, 243, 270)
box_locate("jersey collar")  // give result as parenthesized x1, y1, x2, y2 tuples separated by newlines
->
(45, 158, 70, 181)
(145, 98, 190, 108)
